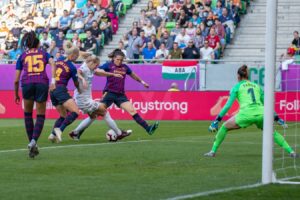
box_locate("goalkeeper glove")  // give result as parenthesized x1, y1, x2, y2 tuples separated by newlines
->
(276, 118, 288, 129)
(208, 116, 222, 133)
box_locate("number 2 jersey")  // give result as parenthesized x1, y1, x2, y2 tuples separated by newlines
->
(16, 48, 50, 86)
(219, 80, 264, 117)
(55, 57, 78, 87)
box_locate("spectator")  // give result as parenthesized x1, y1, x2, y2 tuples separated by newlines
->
(160, 31, 173, 50)
(34, 11, 46, 34)
(142, 42, 156, 62)
(219, 8, 234, 39)
(118, 40, 127, 58)
(168, 0, 182, 21)
(75, 0, 88, 9)
(72, 32, 81, 47)
(156, 21, 168, 39)
(0, 22, 10, 45)
(130, 21, 142, 36)
(97, 0, 111, 10)
(139, 30, 148, 50)
(182, 40, 200, 59)
(46, 10, 59, 38)
(99, 9, 112, 44)
(206, 27, 220, 59)
(190, 13, 202, 27)
(186, 21, 196, 38)
(149, 9, 162, 30)
(48, 40, 60, 59)
(40, 32, 52, 48)
(84, 10, 97, 31)
(206, 11, 217, 28)
(200, 40, 214, 62)
(137, 9, 150, 28)
(168, 82, 180, 91)
(155, 42, 169, 60)
(90, 20, 102, 46)
(168, 42, 182, 59)
(213, 18, 226, 56)
(120, 33, 129, 48)
(5, 32, 17, 51)
(107, 5, 118, 34)
(127, 28, 143, 61)
(55, 30, 66, 49)
(175, 28, 190, 49)
(178, 9, 189, 28)
(145, 1, 155, 17)
(143, 21, 156, 39)
(8, 42, 22, 61)
(10, 22, 22, 38)
(199, 22, 209, 37)
(194, 28, 205, 49)
(182, 0, 195, 18)
(69, 0, 78, 17)
(82, 0, 96, 17)
(153, 0, 160, 8)
(58, 9, 72, 33)
(22, 20, 36, 33)
(292, 31, 300, 55)
(148, 34, 161, 49)
(82, 29, 97, 54)
(213, 0, 223, 17)
(170, 22, 182, 39)
(69, 9, 85, 34)
(157, 0, 168, 20)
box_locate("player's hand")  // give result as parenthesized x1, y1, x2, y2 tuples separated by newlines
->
(208, 120, 219, 132)
(82, 80, 88, 89)
(15, 95, 20, 104)
(142, 81, 149, 88)
(113, 74, 123, 78)
(276, 118, 288, 129)
(50, 83, 56, 91)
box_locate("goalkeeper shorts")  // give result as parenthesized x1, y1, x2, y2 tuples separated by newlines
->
(235, 112, 264, 129)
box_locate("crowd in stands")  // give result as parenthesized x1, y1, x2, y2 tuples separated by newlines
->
(281, 31, 300, 69)
(122, 0, 251, 62)
(0, 0, 119, 63)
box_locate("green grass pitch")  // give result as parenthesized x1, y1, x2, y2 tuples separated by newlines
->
(0, 119, 299, 200)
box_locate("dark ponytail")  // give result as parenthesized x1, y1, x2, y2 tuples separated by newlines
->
(20, 31, 40, 50)
(108, 48, 125, 60)
(237, 64, 249, 79)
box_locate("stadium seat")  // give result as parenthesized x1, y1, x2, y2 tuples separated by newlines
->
(295, 55, 300, 64)
(66, 33, 74, 40)
(121, 0, 133, 9)
(166, 22, 176, 32)
(211, 0, 217, 9)
(79, 33, 87, 40)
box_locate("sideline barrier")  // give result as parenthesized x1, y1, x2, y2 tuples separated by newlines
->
(0, 91, 299, 121)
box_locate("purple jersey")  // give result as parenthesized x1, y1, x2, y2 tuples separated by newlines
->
(55, 57, 78, 86)
(100, 62, 132, 94)
(16, 49, 50, 86)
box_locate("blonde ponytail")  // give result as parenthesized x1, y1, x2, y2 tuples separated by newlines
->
(63, 41, 79, 56)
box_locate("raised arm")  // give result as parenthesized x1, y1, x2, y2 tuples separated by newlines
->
(129, 72, 149, 88)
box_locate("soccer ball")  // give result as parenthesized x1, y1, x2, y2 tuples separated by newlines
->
(106, 129, 118, 142)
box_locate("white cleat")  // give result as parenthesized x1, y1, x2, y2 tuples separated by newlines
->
(204, 151, 216, 157)
(53, 128, 63, 143)
(48, 133, 56, 143)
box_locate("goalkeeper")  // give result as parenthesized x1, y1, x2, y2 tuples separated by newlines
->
(205, 65, 298, 158)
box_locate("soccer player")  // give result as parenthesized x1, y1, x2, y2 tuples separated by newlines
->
(70, 49, 159, 140)
(48, 41, 81, 143)
(68, 54, 131, 141)
(205, 65, 298, 158)
(14, 31, 56, 158)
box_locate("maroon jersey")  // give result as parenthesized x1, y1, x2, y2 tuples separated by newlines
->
(55, 56, 78, 87)
(100, 62, 132, 94)
(16, 49, 50, 86)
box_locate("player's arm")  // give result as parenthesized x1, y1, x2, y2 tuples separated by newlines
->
(94, 68, 123, 78)
(129, 72, 149, 88)
(48, 57, 56, 91)
(77, 68, 88, 89)
(71, 65, 81, 93)
(14, 57, 22, 104)
(209, 88, 237, 132)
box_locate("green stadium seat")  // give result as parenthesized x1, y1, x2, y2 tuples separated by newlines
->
(66, 33, 74, 40)
(295, 55, 300, 64)
(166, 22, 175, 32)
(121, 0, 133, 9)
(211, 0, 218, 9)
(79, 33, 87, 40)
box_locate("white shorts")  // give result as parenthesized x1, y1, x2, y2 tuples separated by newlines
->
(75, 98, 100, 115)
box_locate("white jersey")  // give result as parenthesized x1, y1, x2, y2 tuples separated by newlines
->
(74, 63, 100, 114)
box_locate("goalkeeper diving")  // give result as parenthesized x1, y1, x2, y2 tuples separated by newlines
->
(205, 65, 298, 158)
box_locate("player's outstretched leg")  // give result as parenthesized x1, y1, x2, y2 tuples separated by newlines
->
(204, 125, 228, 157)
(69, 117, 95, 140)
(132, 113, 159, 135)
(54, 112, 79, 142)
(48, 116, 65, 142)
(273, 131, 299, 158)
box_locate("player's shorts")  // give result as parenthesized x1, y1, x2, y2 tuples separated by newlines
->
(50, 85, 72, 106)
(22, 83, 49, 102)
(101, 91, 129, 108)
(235, 112, 264, 129)
(76, 97, 100, 115)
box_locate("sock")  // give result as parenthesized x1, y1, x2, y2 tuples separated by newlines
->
(103, 112, 121, 135)
(32, 114, 45, 142)
(132, 113, 149, 131)
(273, 131, 294, 154)
(212, 125, 228, 153)
(74, 117, 95, 135)
(52, 116, 65, 135)
(24, 112, 34, 142)
(60, 112, 79, 132)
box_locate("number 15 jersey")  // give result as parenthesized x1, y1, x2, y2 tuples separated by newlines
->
(16, 49, 51, 86)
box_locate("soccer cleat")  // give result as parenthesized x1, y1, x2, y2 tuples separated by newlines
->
(53, 128, 63, 143)
(116, 130, 132, 141)
(289, 152, 299, 158)
(69, 131, 80, 141)
(48, 133, 56, 143)
(208, 120, 219, 133)
(28, 140, 38, 158)
(147, 121, 159, 135)
(204, 151, 216, 157)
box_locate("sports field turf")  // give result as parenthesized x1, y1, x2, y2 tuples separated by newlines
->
(0, 119, 299, 200)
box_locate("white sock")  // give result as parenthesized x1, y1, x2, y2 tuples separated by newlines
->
(103, 112, 121, 135)
(74, 117, 95, 134)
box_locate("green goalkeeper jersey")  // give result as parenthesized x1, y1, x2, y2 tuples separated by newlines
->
(219, 80, 264, 117)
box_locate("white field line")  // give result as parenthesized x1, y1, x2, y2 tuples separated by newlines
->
(165, 183, 263, 200)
